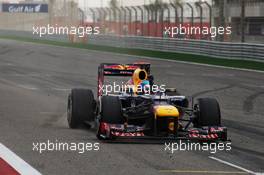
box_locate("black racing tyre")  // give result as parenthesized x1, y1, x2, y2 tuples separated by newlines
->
(101, 96, 124, 124)
(194, 98, 221, 127)
(67, 89, 95, 128)
(165, 88, 180, 96)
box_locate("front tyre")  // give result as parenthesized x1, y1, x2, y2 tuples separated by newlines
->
(193, 98, 221, 127)
(100, 96, 124, 124)
(97, 96, 124, 140)
(67, 89, 95, 129)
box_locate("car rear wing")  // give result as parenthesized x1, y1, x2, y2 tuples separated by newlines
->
(97, 63, 151, 97)
(99, 63, 150, 76)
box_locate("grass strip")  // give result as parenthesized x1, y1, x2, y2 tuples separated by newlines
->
(1, 35, 264, 71)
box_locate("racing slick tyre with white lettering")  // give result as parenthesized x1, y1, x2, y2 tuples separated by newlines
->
(100, 96, 124, 124)
(67, 89, 95, 129)
(193, 98, 221, 127)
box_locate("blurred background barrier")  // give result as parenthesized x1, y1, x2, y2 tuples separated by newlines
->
(0, 0, 263, 61)
(0, 29, 263, 61)
(0, 0, 263, 43)
(87, 34, 264, 61)
(0, 30, 68, 41)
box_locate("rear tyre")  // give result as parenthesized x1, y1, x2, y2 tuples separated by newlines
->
(100, 96, 124, 124)
(165, 88, 180, 96)
(193, 98, 221, 127)
(67, 89, 95, 129)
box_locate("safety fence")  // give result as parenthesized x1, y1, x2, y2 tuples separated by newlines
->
(0, 30, 263, 61)
(87, 35, 264, 61)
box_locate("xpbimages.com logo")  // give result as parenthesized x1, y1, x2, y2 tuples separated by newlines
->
(164, 140, 232, 154)
(99, 82, 166, 95)
(32, 140, 100, 154)
(32, 24, 100, 37)
(164, 24, 232, 38)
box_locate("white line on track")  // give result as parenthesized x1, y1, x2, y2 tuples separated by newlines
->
(242, 83, 264, 89)
(0, 143, 42, 175)
(15, 85, 70, 91)
(52, 88, 71, 91)
(159, 170, 247, 174)
(16, 84, 38, 90)
(202, 73, 235, 77)
(209, 156, 262, 175)
(0, 63, 14, 66)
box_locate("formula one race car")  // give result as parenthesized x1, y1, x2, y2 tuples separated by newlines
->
(67, 63, 228, 141)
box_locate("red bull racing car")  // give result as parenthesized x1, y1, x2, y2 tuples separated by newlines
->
(67, 63, 228, 141)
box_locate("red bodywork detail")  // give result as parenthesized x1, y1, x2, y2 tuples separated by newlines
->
(0, 158, 20, 175)
(99, 122, 110, 136)
(99, 122, 145, 138)
(210, 127, 224, 132)
(111, 131, 144, 137)
(188, 133, 219, 139)
(188, 127, 223, 140)
(104, 65, 139, 70)
(104, 71, 113, 74)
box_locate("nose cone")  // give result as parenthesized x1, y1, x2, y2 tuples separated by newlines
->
(154, 105, 179, 118)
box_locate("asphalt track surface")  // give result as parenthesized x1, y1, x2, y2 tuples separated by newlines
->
(0, 39, 263, 175)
